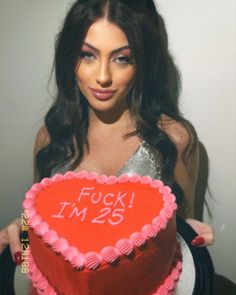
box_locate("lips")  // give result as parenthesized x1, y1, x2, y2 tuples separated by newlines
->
(89, 88, 116, 101)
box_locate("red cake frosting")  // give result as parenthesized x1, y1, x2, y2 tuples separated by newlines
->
(23, 171, 182, 295)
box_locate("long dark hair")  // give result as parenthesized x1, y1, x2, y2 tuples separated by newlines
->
(36, 0, 197, 208)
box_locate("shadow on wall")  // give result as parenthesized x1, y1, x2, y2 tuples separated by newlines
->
(194, 142, 236, 294)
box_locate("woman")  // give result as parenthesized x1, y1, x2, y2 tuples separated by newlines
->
(0, 0, 213, 270)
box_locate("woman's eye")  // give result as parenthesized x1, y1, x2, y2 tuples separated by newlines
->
(79, 51, 95, 61)
(114, 55, 133, 65)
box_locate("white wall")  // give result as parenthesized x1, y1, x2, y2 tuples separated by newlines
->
(0, 0, 68, 225)
(0, 0, 235, 284)
(157, 0, 236, 283)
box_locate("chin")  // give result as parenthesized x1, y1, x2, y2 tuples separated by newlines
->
(89, 98, 126, 113)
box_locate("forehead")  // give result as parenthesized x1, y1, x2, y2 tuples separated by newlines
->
(83, 18, 129, 49)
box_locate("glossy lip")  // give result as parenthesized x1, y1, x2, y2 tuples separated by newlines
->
(89, 87, 117, 101)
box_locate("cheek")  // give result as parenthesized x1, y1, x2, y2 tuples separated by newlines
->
(76, 65, 92, 86)
(116, 68, 135, 89)
(76, 70, 89, 97)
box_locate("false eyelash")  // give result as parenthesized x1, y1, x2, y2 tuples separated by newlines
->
(115, 56, 134, 64)
(79, 51, 95, 59)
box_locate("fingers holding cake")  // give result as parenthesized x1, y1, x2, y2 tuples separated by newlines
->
(186, 218, 215, 247)
(0, 218, 22, 265)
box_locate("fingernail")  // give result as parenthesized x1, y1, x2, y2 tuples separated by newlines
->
(191, 236, 205, 247)
(14, 251, 22, 265)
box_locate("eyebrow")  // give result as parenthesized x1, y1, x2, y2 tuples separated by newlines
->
(83, 42, 130, 55)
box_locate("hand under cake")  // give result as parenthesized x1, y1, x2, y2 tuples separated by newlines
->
(23, 171, 182, 295)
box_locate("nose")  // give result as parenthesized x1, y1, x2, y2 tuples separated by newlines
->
(96, 60, 112, 87)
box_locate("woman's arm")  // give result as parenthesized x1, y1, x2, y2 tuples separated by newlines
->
(160, 115, 214, 246)
(0, 219, 21, 263)
(160, 115, 198, 218)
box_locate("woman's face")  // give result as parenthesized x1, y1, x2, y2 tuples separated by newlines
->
(75, 19, 135, 116)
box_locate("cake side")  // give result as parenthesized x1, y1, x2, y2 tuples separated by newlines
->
(23, 172, 181, 295)
(28, 221, 182, 295)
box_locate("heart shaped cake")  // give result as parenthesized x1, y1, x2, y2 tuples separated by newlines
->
(23, 171, 182, 295)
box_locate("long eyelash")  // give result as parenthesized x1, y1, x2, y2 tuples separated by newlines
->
(116, 56, 134, 64)
(79, 51, 94, 58)
(79, 52, 88, 56)
(79, 52, 87, 57)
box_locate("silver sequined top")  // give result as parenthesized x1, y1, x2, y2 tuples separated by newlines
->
(116, 141, 162, 179)
(51, 140, 162, 179)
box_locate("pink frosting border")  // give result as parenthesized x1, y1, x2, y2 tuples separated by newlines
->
(23, 171, 177, 270)
(28, 247, 182, 295)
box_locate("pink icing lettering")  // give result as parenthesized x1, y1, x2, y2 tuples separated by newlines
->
(68, 206, 87, 221)
(91, 192, 102, 204)
(114, 191, 127, 208)
(103, 193, 114, 206)
(109, 208, 124, 225)
(91, 208, 111, 224)
(128, 192, 135, 208)
(52, 202, 71, 218)
(77, 187, 95, 202)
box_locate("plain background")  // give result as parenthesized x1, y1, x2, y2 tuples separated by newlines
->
(0, 0, 235, 284)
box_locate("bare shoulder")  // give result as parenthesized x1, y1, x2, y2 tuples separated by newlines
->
(159, 114, 193, 154)
(34, 125, 50, 155)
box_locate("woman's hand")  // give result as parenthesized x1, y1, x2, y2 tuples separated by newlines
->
(0, 218, 22, 264)
(186, 218, 214, 247)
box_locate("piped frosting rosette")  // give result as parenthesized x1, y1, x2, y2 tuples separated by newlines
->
(28, 247, 182, 295)
(23, 171, 177, 270)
